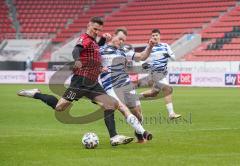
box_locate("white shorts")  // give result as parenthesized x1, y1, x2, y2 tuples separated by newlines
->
(151, 71, 169, 91)
(106, 84, 141, 109)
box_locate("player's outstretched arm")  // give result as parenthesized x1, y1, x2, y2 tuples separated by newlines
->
(133, 38, 156, 62)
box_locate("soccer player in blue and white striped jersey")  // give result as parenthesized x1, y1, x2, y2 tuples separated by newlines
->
(139, 29, 181, 119)
(99, 28, 156, 142)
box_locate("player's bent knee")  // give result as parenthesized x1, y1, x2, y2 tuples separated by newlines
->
(152, 90, 159, 97)
(103, 99, 119, 110)
(162, 86, 173, 95)
(113, 99, 119, 110)
(111, 100, 119, 110)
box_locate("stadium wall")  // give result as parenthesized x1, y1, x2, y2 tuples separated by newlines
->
(0, 62, 239, 87)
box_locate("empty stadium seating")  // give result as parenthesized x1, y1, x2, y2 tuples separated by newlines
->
(102, 0, 236, 44)
(14, 0, 90, 38)
(50, 0, 236, 44)
(52, 0, 129, 42)
(3, 0, 237, 44)
(1, 0, 239, 61)
(185, 5, 240, 61)
(0, 0, 16, 41)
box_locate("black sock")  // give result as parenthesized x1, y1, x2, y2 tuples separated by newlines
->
(104, 110, 117, 138)
(33, 93, 58, 109)
(135, 131, 144, 141)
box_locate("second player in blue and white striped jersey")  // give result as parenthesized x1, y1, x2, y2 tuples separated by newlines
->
(98, 28, 156, 142)
(139, 29, 181, 120)
(145, 42, 175, 74)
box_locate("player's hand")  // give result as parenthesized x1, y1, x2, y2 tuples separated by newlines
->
(149, 38, 157, 47)
(74, 60, 82, 69)
(163, 53, 170, 58)
(102, 33, 112, 42)
(101, 67, 109, 73)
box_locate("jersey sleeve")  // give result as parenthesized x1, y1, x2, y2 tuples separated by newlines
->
(166, 44, 176, 60)
(125, 49, 135, 60)
(99, 46, 105, 55)
(76, 35, 91, 48)
(99, 46, 108, 67)
(122, 44, 135, 60)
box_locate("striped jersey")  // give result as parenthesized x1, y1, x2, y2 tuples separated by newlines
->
(145, 43, 175, 72)
(99, 45, 135, 91)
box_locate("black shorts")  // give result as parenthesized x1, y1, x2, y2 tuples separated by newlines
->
(63, 75, 106, 101)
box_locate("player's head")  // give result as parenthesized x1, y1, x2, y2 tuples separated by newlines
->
(110, 28, 128, 48)
(151, 29, 161, 43)
(87, 16, 104, 38)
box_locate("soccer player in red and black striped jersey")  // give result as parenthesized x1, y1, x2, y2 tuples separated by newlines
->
(17, 17, 134, 146)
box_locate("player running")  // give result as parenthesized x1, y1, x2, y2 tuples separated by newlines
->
(17, 17, 134, 146)
(99, 28, 156, 142)
(139, 29, 181, 119)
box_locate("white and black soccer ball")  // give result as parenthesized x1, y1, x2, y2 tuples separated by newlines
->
(81, 132, 99, 149)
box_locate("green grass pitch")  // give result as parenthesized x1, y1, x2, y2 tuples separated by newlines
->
(0, 84, 240, 166)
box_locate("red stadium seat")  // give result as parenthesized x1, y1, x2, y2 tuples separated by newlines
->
(2, 0, 239, 61)
(184, 3, 240, 61)
(0, 1, 15, 39)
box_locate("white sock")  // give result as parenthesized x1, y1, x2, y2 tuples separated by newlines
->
(166, 103, 175, 115)
(126, 114, 145, 134)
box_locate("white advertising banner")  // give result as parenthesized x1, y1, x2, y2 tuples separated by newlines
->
(192, 72, 224, 87)
(0, 71, 71, 84)
(168, 61, 240, 73)
(0, 71, 28, 83)
(167, 72, 240, 87)
(0, 70, 239, 88)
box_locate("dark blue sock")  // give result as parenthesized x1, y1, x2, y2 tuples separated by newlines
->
(34, 93, 58, 109)
(104, 110, 117, 138)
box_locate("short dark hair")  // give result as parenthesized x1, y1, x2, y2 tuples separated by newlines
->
(115, 27, 128, 36)
(90, 16, 104, 25)
(152, 29, 160, 34)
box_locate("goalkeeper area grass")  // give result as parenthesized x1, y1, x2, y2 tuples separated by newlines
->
(0, 84, 239, 166)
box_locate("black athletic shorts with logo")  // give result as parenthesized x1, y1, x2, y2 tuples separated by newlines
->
(63, 75, 106, 102)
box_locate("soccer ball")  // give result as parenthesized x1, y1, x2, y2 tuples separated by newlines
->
(81, 132, 99, 149)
